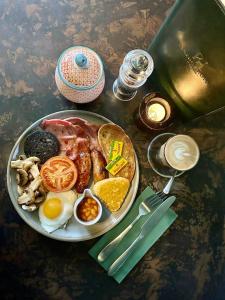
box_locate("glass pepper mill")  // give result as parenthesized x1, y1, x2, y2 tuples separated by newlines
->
(113, 49, 154, 101)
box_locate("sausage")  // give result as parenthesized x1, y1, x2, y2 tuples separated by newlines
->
(91, 149, 108, 183)
(74, 138, 91, 193)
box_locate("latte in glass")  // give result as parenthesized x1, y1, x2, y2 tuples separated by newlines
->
(158, 134, 200, 171)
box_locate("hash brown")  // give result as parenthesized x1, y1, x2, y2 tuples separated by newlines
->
(93, 177, 130, 212)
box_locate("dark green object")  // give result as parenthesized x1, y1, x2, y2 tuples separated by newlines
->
(148, 0, 225, 119)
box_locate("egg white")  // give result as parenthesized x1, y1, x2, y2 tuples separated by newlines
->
(39, 190, 77, 233)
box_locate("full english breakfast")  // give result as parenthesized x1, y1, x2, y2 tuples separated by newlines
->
(10, 116, 136, 233)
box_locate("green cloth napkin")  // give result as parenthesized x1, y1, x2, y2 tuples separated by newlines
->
(89, 187, 177, 283)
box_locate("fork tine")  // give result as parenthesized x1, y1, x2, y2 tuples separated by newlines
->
(145, 191, 164, 203)
(150, 195, 167, 208)
(145, 193, 168, 209)
(144, 194, 160, 204)
(143, 176, 175, 212)
(143, 194, 162, 207)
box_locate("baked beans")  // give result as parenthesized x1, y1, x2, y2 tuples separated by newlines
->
(77, 197, 99, 222)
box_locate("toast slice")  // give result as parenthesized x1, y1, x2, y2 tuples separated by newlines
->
(98, 124, 135, 182)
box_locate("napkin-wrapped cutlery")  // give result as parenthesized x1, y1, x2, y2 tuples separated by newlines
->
(108, 195, 176, 276)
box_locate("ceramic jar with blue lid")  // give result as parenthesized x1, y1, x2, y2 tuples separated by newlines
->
(55, 46, 105, 103)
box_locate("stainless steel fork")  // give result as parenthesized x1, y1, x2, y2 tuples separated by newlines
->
(97, 176, 175, 262)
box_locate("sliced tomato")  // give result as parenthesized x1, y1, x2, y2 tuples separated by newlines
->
(40, 156, 77, 192)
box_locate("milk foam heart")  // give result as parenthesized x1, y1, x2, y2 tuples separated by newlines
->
(160, 135, 200, 171)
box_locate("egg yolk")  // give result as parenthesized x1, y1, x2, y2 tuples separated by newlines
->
(43, 198, 62, 219)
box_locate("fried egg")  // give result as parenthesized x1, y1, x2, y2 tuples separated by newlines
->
(39, 190, 77, 233)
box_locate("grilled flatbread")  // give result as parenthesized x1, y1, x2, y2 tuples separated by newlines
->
(98, 124, 135, 182)
(93, 177, 130, 212)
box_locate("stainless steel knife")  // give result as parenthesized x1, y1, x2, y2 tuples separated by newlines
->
(108, 195, 176, 276)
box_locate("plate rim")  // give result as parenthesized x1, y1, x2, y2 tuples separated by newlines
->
(7, 110, 139, 242)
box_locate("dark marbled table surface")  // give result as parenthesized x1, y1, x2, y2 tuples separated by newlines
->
(1, 1, 225, 299)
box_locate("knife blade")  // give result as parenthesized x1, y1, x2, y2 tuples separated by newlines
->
(108, 195, 176, 276)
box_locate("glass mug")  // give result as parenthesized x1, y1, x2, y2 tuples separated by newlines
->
(158, 134, 200, 171)
(147, 133, 200, 177)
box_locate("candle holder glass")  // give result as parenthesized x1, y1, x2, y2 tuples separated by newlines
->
(147, 132, 184, 178)
(138, 92, 174, 131)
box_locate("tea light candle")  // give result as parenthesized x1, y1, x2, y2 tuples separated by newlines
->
(138, 92, 173, 131)
(147, 103, 166, 122)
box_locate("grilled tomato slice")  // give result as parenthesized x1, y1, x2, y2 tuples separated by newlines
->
(40, 156, 77, 192)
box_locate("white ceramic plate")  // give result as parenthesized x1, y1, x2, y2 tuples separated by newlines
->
(7, 110, 139, 241)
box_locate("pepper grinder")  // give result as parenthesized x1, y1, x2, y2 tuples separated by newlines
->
(113, 49, 154, 101)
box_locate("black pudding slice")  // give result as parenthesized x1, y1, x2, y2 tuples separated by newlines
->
(24, 131, 60, 164)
